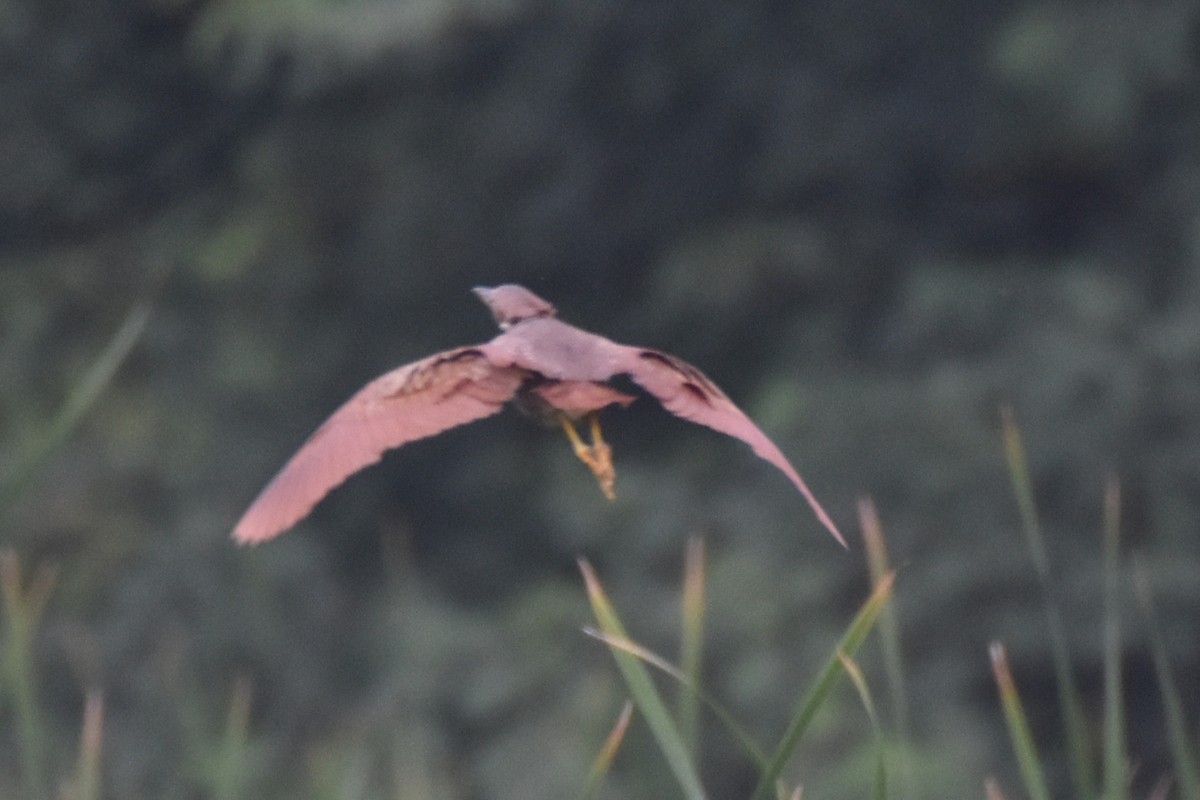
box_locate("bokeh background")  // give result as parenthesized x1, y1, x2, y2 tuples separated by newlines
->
(3, 0, 1199, 797)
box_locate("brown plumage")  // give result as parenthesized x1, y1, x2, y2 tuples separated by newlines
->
(233, 284, 844, 546)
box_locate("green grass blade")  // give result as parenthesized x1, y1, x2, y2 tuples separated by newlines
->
(1000, 407, 1051, 578)
(583, 628, 770, 770)
(178, 673, 254, 800)
(990, 642, 1052, 800)
(581, 700, 634, 800)
(678, 537, 706, 759)
(0, 550, 58, 800)
(1101, 477, 1126, 800)
(1133, 558, 1200, 800)
(1000, 406, 1096, 799)
(857, 497, 913, 800)
(213, 676, 254, 800)
(749, 572, 895, 800)
(580, 559, 707, 800)
(837, 651, 887, 800)
(66, 690, 105, 800)
(0, 301, 151, 517)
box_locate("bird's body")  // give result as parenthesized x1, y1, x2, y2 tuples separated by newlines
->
(486, 317, 629, 383)
(233, 284, 844, 546)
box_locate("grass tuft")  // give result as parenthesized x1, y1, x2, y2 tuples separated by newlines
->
(748, 571, 894, 800)
(996, 413, 1199, 800)
(580, 558, 707, 800)
(582, 549, 893, 800)
(1000, 405, 1096, 799)
(1133, 558, 1200, 800)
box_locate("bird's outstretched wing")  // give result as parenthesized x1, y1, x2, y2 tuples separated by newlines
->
(624, 348, 845, 547)
(234, 347, 527, 544)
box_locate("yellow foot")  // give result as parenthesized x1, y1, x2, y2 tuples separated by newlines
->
(558, 413, 617, 500)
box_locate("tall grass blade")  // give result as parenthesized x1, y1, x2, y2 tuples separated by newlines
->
(581, 700, 634, 800)
(213, 675, 254, 800)
(0, 301, 151, 517)
(579, 559, 707, 800)
(837, 651, 887, 800)
(989, 642, 1052, 800)
(583, 628, 769, 769)
(1101, 477, 1126, 800)
(679, 537, 706, 758)
(984, 777, 1009, 800)
(749, 572, 895, 800)
(179, 672, 255, 800)
(1132, 558, 1200, 800)
(0, 550, 58, 800)
(857, 499, 908, 732)
(858, 497, 913, 800)
(1000, 406, 1095, 799)
(65, 690, 105, 800)
(999, 407, 1051, 577)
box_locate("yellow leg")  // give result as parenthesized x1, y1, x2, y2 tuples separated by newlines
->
(558, 413, 616, 500)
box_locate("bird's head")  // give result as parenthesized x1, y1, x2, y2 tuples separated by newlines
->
(473, 284, 557, 329)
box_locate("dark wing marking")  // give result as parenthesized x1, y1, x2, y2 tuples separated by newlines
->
(233, 347, 527, 544)
(624, 348, 845, 547)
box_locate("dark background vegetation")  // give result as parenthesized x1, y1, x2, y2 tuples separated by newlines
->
(3, 0, 1199, 796)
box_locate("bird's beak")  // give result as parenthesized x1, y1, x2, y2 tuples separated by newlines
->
(472, 286, 493, 300)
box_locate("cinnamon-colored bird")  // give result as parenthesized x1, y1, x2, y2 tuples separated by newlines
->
(233, 284, 844, 546)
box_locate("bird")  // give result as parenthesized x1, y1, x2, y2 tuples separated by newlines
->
(233, 284, 844, 547)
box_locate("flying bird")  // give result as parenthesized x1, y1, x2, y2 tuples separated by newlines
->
(233, 284, 844, 547)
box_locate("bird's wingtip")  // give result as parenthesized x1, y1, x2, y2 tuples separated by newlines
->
(811, 504, 848, 549)
(231, 517, 273, 546)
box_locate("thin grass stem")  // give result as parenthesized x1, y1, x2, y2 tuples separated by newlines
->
(68, 690, 105, 800)
(1132, 558, 1200, 800)
(679, 537, 706, 759)
(1101, 477, 1126, 800)
(0, 550, 58, 800)
(857, 497, 913, 800)
(581, 700, 634, 800)
(990, 642, 1052, 800)
(837, 651, 887, 800)
(213, 675, 254, 800)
